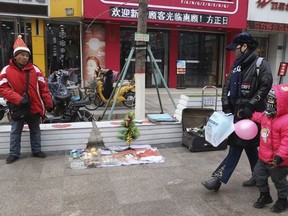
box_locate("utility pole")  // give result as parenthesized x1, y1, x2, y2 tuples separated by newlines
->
(135, 0, 148, 120)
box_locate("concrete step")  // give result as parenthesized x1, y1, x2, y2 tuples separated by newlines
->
(0, 122, 93, 154)
(173, 94, 222, 121)
(96, 119, 182, 147)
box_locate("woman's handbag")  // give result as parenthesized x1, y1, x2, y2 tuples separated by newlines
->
(7, 71, 31, 121)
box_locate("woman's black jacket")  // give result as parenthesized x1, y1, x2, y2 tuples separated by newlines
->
(221, 51, 273, 147)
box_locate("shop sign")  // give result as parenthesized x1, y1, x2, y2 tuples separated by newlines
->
(257, 0, 288, 12)
(247, 20, 288, 32)
(0, 0, 48, 5)
(278, 62, 288, 76)
(110, 7, 228, 26)
(248, 1, 288, 24)
(0, 0, 49, 17)
(177, 60, 186, 75)
(134, 33, 150, 42)
(100, 0, 238, 14)
(84, 0, 248, 29)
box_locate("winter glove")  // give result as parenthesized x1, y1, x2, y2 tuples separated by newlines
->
(19, 94, 29, 107)
(238, 103, 254, 119)
(222, 104, 232, 114)
(46, 106, 54, 113)
(269, 155, 283, 168)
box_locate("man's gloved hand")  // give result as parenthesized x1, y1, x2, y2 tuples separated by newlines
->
(269, 155, 283, 168)
(46, 106, 54, 113)
(222, 105, 232, 114)
(19, 96, 29, 107)
(238, 104, 254, 119)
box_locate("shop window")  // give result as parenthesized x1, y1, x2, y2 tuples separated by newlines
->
(254, 37, 269, 58)
(45, 23, 80, 80)
(0, 19, 31, 69)
(0, 20, 14, 69)
(120, 28, 169, 87)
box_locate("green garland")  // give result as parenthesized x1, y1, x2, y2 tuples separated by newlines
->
(118, 112, 140, 146)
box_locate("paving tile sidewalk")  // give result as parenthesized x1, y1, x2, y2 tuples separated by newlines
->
(0, 143, 280, 216)
(0, 88, 281, 215)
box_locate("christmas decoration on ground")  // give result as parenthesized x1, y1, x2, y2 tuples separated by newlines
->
(118, 112, 140, 149)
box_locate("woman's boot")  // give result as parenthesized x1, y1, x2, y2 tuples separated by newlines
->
(202, 177, 221, 191)
(242, 176, 256, 187)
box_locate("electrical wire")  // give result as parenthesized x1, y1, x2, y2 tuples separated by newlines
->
(86, 0, 139, 30)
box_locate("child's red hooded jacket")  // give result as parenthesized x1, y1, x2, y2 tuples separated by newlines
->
(252, 84, 288, 167)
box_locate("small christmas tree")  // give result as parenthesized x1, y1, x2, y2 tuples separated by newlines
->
(118, 112, 140, 149)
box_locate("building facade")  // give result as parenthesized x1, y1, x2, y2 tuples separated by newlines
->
(0, 0, 49, 71)
(0, 0, 82, 78)
(83, 0, 248, 88)
(247, 0, 288, 84)
(5, 1, 287, 89)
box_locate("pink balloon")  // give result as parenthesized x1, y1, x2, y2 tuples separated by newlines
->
(234, 119, 258, 140)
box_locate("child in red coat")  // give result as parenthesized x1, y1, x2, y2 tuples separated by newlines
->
(250, 84, 288, 213)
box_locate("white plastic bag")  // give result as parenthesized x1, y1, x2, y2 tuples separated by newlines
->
(205, 112, 235, 147)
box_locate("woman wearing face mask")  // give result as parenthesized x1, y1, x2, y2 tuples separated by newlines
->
(202, 32, 273, 191)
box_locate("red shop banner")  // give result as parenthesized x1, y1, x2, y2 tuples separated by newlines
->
(84, 0, 248, 29)
(278, 62, 288, 76)
(247, 21, 288, 33)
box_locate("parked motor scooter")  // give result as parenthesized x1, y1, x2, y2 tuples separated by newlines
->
(45, 70, 94, 123)
(0, 97, 9, 122)
(84, 70, 135, 110)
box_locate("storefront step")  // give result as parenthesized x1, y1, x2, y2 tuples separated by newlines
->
(0, 122, 93, 155)
(95, 120, 182, 147)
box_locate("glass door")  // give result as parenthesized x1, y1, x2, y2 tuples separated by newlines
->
(146, 30, 169, 87)
(178, 32, 224, 87)
(178, 33, 200, 87)
(202, 34, 221, 87)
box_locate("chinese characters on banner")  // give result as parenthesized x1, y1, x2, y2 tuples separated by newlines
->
(84, 0, 246, 29)
(247, 21, 288, 32)
(100, 0, 238, 14)
(110, 7, 229, 26)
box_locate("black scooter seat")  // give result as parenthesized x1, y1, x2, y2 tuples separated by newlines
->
(69, 100, 90, 107)
(55, 94, 72, 101)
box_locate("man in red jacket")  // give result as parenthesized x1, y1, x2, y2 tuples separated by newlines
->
(0, 35, 53, 164)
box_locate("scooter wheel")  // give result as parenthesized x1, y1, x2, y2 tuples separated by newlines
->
(123, 91, 135, 108)
(84, 95, 102, 110)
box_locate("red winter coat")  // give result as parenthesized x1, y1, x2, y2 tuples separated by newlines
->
(0, 59, 53, 116)
(251, 84, 288, 167)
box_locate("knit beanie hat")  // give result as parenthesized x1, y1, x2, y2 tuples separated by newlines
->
(13, 35, 31, 57)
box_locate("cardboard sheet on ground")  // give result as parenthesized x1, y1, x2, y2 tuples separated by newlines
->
(147, 113, 175, 122)
(68, 145, 165, 169)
